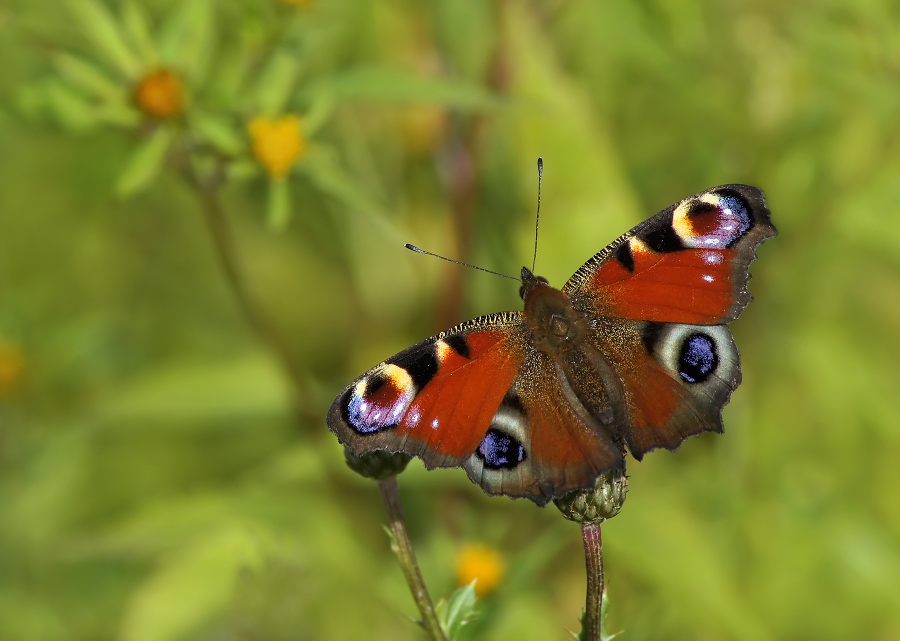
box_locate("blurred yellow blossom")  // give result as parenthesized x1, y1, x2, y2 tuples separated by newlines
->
(280, 0, 315, 8)
(0, 342, 25, 397)
(133, 69, 185, 120)
(456, 543, 506, 597)
(248, 116, 305, 179)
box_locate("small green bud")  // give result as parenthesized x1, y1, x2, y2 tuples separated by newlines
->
(344, 447, 411, 480)
(554, 469, 628, 525)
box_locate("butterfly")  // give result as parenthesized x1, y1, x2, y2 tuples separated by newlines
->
(327, 185, 775, 505)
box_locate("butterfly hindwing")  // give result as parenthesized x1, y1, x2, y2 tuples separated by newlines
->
(462, 346, 625, 505)
(565, 184, 775, 324)
(591, 319, 742, 459)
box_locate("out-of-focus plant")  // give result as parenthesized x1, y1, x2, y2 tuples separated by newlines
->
(13, 1, 505, 638)
(14, 0, 897, 639)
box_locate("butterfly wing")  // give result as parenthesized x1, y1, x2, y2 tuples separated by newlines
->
(462, 343, 625, 505)
(327, 313, 526, 470)
(564, 184, 775, 324)
(328, 312, 625, 504)
(587, 318, 743, 459)
(563, 185, 775, 459)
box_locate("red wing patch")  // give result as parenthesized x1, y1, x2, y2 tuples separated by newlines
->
(613, 350, 686, 458)
(399, 330, 523, 459)
(328, 314, 526, 468)
(565, 185, 775, 325)
(591, 243, 737, 324)
(525, 385, 622, 479)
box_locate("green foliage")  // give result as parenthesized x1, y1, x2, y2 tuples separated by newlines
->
(436, 582, 479, 639)
(574, 592, 621, 641)
(115, 126, 173, 197)
(2, 0, 900, 639)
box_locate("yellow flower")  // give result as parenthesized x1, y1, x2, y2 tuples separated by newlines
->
(456, 543, 506, 597)
(280, 0, 315, 8)
(133, 69, 185, 120)
(248, 116, 305, 179)
(0, 342, 25, 397)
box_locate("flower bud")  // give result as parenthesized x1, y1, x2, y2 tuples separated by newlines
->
(554, 468, 628, 525)
(133, 69, 185, 120)
(344, 448, 411, 481)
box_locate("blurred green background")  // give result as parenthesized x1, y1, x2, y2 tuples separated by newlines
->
(2, 0, 899, 639)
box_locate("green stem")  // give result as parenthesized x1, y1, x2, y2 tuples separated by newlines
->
(378, 476, 447, 641)
(189, 177, 311, 427)
(581, 522, 604, 641)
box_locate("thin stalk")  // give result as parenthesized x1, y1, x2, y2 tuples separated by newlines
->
(186, 172, 311, 427)
(378, 476, 446, 641)
(581, 522, 605, 641)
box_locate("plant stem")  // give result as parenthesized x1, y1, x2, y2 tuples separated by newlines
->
(378, 476, 447, 641)
(190, 179, 311, 427)
(581, 522, 604, 641)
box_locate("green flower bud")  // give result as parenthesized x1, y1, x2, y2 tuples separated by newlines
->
(344, 448, 411, 481)
(554, 469, 628, 525)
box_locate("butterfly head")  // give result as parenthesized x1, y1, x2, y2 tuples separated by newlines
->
(518, 267, 549, 301)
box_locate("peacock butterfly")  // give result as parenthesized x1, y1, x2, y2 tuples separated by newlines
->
(327, 184, 775, 505)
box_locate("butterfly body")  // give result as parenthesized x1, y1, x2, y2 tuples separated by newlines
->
(328, 185, 775, 505)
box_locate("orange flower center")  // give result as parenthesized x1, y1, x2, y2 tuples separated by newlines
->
(133, 69, 185, 120)
(248, 116, 305, 179)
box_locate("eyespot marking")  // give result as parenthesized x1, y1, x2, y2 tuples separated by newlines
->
(673, 190, 752, 249)
(342, 365, 415, 434)
(678, 333, 718, 384)
(476, 428, 527, 470)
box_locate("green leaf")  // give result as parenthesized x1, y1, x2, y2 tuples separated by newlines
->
(299, 144, 402, 243)
(309, 66, 499, 110)
(298, 146, 370, 211)
(267, 178, 291, 230)
(575, 590, 621, 641)
(301, 91, 334, 137)
(121, 0, 158, 67)
(191, 113, 244, 156)
(158, 0, 214, 81)
(254, 51, 299, 117)
(436, 582, 478, 639)
(96, 102, 141, 128)
(115, 127, 173, 197)
(66, 0, 140, 79)
(51, 52, 123, 103)
(43, 79, 99, 131)
(600, 590, 622, 640)
(226, 159, 259, 182)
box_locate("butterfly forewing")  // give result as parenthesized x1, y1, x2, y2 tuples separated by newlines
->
(327, 313, 527, 469)
(564, 185, 775, 325)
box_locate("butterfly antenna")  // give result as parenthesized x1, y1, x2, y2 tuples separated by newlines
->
(405, 244, 520, 282)
(532, 157, 543, 273)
